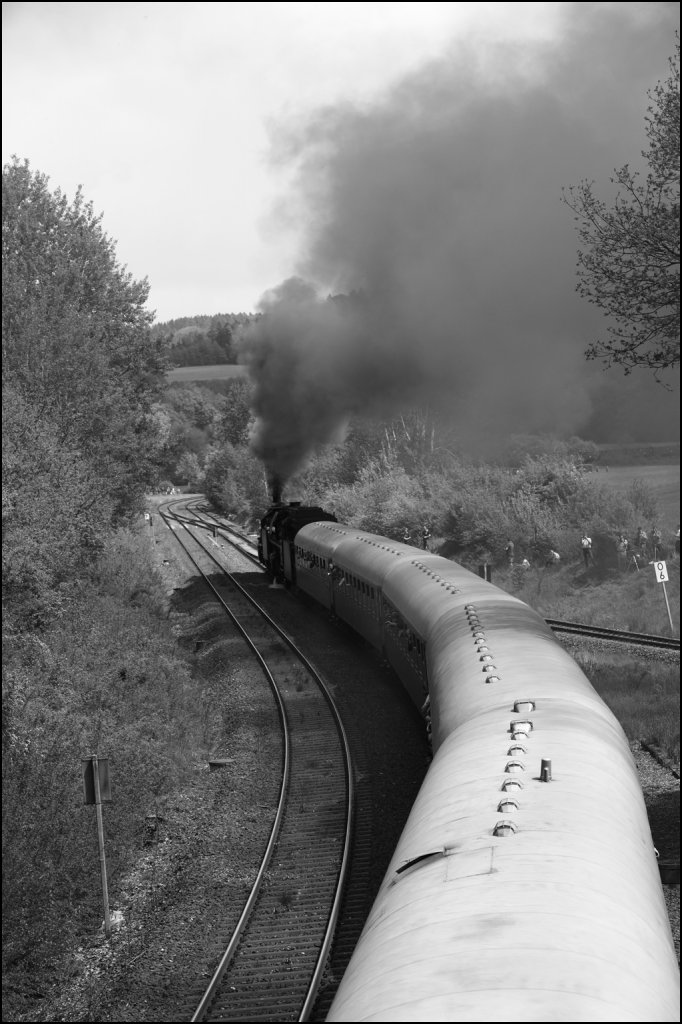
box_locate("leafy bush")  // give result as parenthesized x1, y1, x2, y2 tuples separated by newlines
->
(203, 442, 269, 525)
(499, 434, 600, 468)
(2, 529, 200, 970)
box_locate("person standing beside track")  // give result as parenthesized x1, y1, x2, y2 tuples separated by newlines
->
(651, 524, 662, 558)
(545, 548, 561, 569)
(581, 532, 594, 567)
(616, 533, 629, 570)
(635, 526, 648, 558)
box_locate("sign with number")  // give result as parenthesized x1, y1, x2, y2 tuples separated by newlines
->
(654, 560, 668, 583)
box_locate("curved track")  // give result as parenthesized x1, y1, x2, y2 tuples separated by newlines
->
(187, 504, 679, 653)
(181, 503, 262, 567)
(159, 500, 354, 1022)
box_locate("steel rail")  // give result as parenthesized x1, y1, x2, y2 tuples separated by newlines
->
(159, 503, 292, 1020)
(546, 618, 679, 650)
(192, 508, 681, 653)
(169, 501, 680, 655)
(159, 500, 355, 1021)
(168, 501, 262, 566)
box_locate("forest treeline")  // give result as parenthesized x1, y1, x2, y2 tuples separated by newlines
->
(151, 313, 260, 366)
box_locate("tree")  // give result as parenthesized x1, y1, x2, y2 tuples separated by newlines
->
(214, 377, 254, 446)
(2, 382, 114, 628)
(562, 38, 680, 374)
(203, 442, 268, 522)
(2, 157, 168, 513)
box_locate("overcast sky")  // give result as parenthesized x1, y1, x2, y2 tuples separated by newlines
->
(3, 2, 679, 457)
(3, 2, 676, 322)
(2, 1, 565, 323)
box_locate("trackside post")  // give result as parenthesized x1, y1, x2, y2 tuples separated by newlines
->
(82, 755, 112, 937)
(653, 560, 674, 635)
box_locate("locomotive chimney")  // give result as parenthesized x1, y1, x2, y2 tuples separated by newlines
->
(270, 477, 283, 505)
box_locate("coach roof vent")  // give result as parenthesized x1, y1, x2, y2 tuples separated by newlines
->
(510, 719, 533, 735)
(513, 699, 536, 713)
(493, 820, 517, 837)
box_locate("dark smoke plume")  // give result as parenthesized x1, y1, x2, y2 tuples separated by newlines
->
(237, 2, 679, 487)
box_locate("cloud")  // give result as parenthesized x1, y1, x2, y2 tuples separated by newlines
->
(238, 2, 680, 484)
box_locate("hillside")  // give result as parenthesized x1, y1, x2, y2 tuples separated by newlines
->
(153, 313, 261, 367)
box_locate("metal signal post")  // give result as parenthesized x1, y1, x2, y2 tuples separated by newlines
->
(82, 755, 112, 937)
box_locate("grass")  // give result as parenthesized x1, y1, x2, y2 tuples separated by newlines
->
(503, 557, 680, 636)
(166, 364, 248, 382)
(572, 650, 680, 762)
(594, 463, 680, 526)
(496, 559, 680, 761)
(596, 441, 680, 466)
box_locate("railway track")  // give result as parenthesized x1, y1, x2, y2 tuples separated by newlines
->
(164, 501, 678, 1008)
(179, 503, 262, 566)
(159, 501, 354, 1022)
(183, 503, 679, 653)
(546, 618, 679, 650)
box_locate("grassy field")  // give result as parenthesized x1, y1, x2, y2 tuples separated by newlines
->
(595, 463, 680, 527)
(498, 557, 680, 759)
(573, 650, 679, 760)
(597, 441, 680, 465)
(166, 364, 248, 382)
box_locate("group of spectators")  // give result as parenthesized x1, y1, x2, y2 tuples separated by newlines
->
(503, 522, 680, 572)
(504, 538, 552, 570)
(402, 526, 432, 550)
(400, 523, 680, 571)
(614, 524, 678, 569)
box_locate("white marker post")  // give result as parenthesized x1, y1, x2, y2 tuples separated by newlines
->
(653, 560, 674, 634)
(145, 510, 155, 544)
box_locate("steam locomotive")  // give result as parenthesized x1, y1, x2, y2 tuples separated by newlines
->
(258, 500, 679, 1022)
